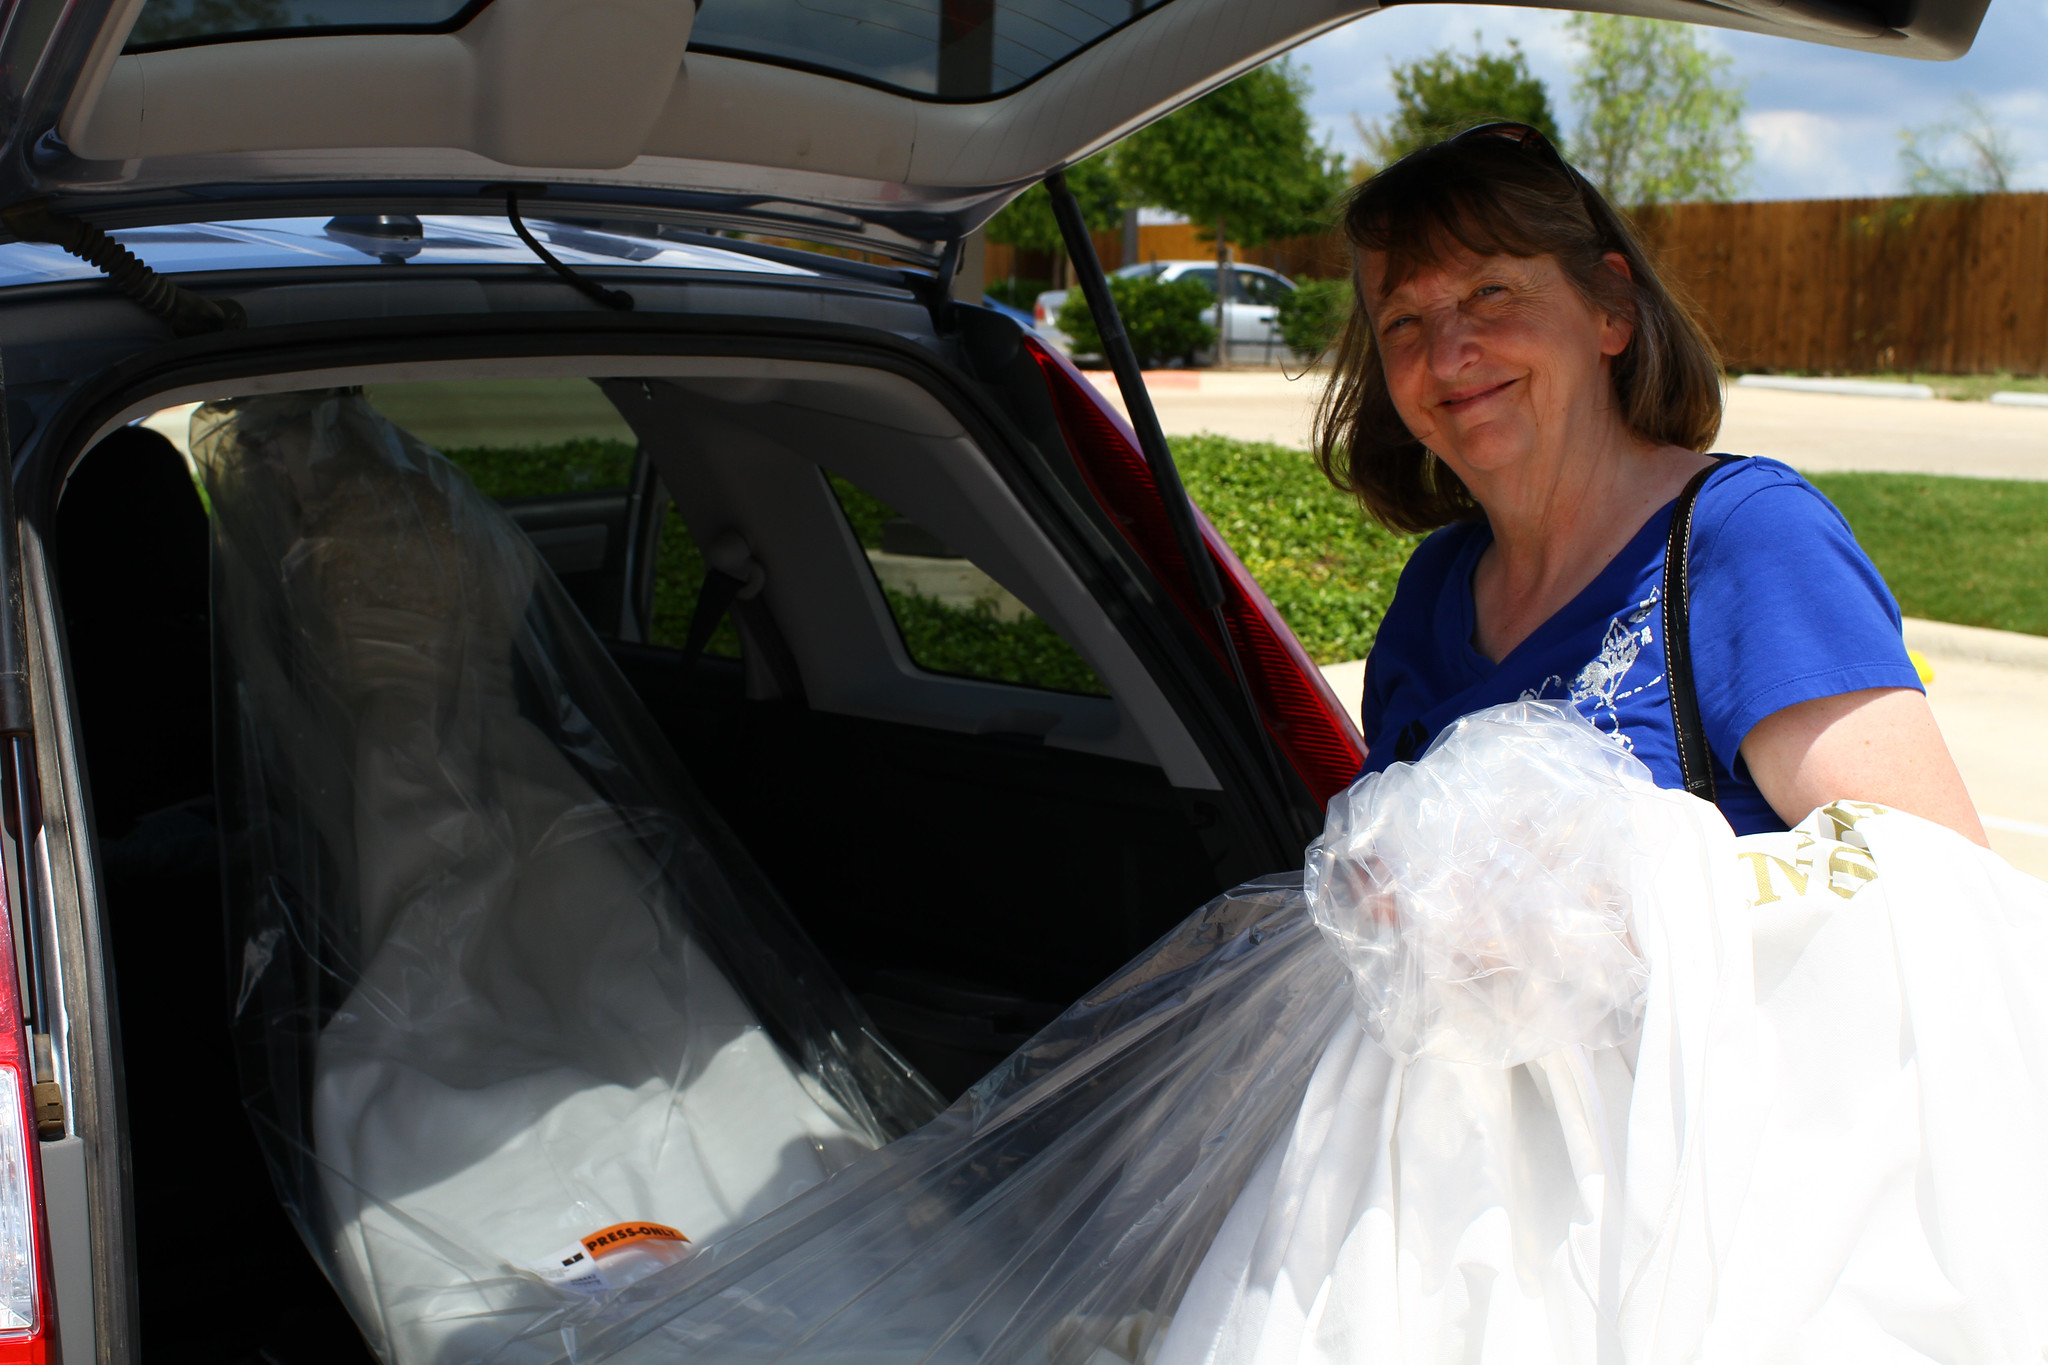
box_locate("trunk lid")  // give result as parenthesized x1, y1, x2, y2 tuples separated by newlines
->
(0, 0, 1997, 259)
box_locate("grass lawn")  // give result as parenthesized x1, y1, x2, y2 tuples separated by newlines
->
(1171, 439, 2048, 658)
(1172, 434, 1420, 665)
(1803, 471, 2048, 637)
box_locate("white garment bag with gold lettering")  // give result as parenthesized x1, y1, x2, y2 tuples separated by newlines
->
(1160, 702, 2048, 1365)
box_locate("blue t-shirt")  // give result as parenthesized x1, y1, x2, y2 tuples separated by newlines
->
(1358, 456, 1922, 834)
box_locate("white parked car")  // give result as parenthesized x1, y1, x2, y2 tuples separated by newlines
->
(1033, 261, 1298, 365)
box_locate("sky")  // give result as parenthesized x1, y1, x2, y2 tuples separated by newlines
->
(1285, 0, 2048, 200)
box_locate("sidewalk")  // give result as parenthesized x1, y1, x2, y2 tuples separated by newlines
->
(1320, 621, 2048, 878)
(1081, 370, 2048, 480)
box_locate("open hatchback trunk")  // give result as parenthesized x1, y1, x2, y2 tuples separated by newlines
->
(0, 0, 1997, 1359)
(0, 0, 1997, 255)
(27, 242, 1362, 1365)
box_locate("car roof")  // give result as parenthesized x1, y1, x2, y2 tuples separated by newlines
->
(0, 0, 1999, 264)
(0, 216, 820, 290)
(1131, 260, 1285, 275)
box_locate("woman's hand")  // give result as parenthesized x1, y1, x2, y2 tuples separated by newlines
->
(1740, 687, 1987, 846)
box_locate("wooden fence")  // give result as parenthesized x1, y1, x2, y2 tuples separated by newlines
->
(1633, 194, 2048, 376)
(986, 192, 2048, 376)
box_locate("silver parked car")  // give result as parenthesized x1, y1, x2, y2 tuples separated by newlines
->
(1034, 260, 1298, 365)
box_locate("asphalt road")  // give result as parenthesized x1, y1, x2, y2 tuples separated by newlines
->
(1078, 370, 2048, 877)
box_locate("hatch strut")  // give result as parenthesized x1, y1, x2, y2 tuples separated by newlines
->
(1044, 169, 1310, 841)
(0, 361, 63, 1139)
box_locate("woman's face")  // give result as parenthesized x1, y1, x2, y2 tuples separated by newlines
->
(1362, 247, 1634, 482)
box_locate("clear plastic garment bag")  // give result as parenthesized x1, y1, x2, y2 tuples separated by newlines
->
(201, 391, 941, 1364)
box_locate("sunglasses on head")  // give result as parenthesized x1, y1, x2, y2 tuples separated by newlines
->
(1435, 120, 1609, 217)
(1449, 121, 1572, 169)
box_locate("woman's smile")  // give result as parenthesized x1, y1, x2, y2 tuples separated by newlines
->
(1435, 377, 1521, 414)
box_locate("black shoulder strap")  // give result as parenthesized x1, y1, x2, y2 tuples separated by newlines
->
(1662, 458, 1730, 802)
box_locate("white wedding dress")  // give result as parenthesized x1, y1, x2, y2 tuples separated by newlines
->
(1158, 704, 2048, 1365)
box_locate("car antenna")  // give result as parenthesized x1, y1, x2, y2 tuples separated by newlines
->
(1, 200, 244, 336)
(1045, 167, 1314, 845)
(499, 185, 635, 312)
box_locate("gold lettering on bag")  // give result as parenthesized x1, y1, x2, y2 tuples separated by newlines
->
(1827, 846, 1878, 898)
(1737, 806, 1885, 907)
(1738, 852, 1809, 906)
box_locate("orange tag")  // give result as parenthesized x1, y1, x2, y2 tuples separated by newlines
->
(580, 1222, 689, 1257)
(533, 1220, 695, 1296)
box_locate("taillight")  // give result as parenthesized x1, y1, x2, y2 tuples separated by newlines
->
(1033, 301, 1048, 323)
(1023, 337, 1366, 807)
(0, 787, 51, 1363)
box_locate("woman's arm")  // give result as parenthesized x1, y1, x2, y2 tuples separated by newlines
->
(1740, 687, 1988, 845)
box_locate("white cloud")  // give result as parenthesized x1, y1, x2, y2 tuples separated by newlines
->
(1746, 109, 1876, 199)
(1285, 1, 2048, 200)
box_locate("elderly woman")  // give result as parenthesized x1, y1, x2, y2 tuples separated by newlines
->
(1319, 124, 1985, 841)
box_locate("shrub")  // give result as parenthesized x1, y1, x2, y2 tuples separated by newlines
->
(1277, 278, 1351, 360)
(439, 437, 636, 500)
(1055, 274, 1216, 367)
(828, 476, 1107, 694)
(1172, 434, 1421, 664)
(883, 591, 1108, 695)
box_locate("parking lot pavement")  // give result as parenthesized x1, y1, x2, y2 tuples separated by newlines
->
(1321, 632, 2048, 880)
(1718, 387, 2048, 481)
(1082, 370, 2048, 480)
(1082, 369, 1321, 447)
(1904, 621, 2048, 879)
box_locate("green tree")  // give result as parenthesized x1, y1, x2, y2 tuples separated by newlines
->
(1899, 94, 2017, 195)
(1567, 15, 1751, 207)
(1120, 61, 1345, 364)
(984, 154, 1124, 290)
(1355, 36, 1559, 176)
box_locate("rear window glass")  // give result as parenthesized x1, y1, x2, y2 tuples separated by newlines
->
(648, 511, 741, 659)
(365, 378, 635, 497)
(125, 0, 1171, 96)
(827, 474, 1106, 695)
(641, 0, 1171, 98)
(360, 378, 737, 656)
(365, 377, 646, 636)
(126, 0, 481, 49)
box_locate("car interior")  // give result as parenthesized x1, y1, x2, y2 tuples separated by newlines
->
(53, 364, 1235, 1361)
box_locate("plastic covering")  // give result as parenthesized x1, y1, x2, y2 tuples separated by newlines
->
(484, 703, 2041, 1364)
(1306, 703, 1654, 1067)
(206, 390, 2048, 1363)
(200, 391, 943, 1365)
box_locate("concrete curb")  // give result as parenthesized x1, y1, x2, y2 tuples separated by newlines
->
(1735, 375, 1935, 400)
(1989, 391, 2048, 409)
(1903, 617, 2048, 671)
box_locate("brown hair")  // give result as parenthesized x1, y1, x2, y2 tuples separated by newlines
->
(1312, 127, 1723, 534)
